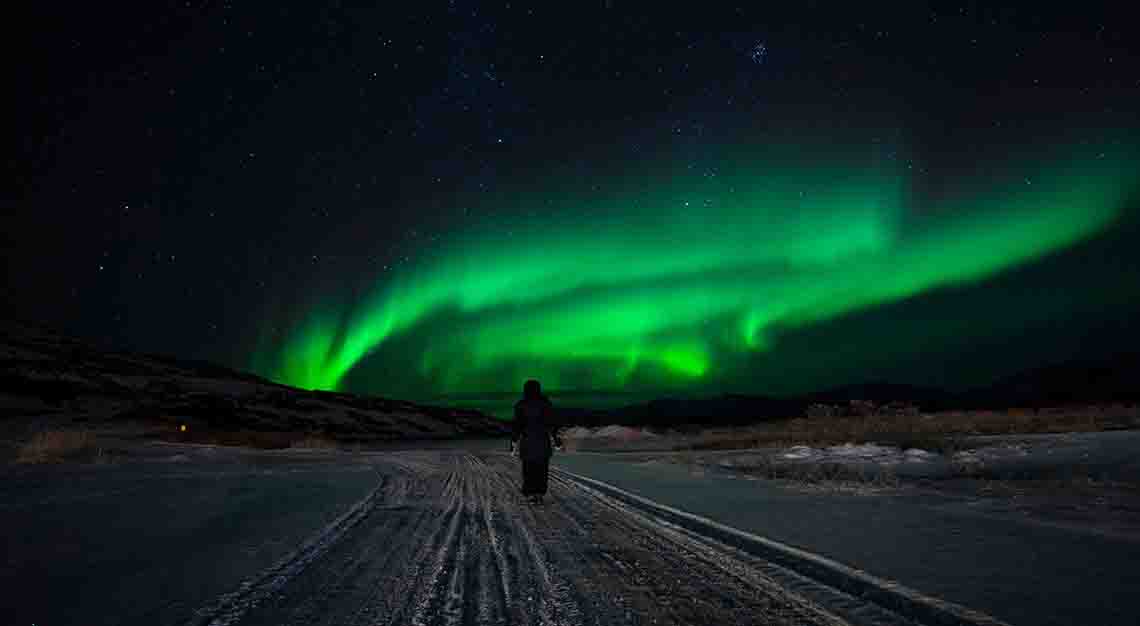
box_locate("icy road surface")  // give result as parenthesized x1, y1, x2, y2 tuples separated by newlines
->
(3, 445, 1013, 626)
(203, 451, 859, 626)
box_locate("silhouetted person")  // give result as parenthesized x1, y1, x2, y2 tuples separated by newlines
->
(512, 379, 555, 504)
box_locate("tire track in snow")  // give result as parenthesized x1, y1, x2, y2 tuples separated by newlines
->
(205, 450, 976, 626)
(477, 480, 511, 624)
(407, 461, 470, 626)
(186, 473, 388, 626)
(547, 469, 851, 625)
(553, 466, 1013, 626)
(381, 464, 466, 626)
(342, 461, 457, 626)
(540, 466, 846, 625)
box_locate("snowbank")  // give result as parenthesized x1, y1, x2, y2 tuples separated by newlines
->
(778, 443, 935, 465)
(559, 425, 660, 446)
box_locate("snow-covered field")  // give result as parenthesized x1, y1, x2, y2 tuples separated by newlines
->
(560, 424, 663, 451)
(685, 429, 1140, 481)
(560, 423, 1139, 484)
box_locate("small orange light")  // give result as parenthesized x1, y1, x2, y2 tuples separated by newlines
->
(180, 424, 187, 432)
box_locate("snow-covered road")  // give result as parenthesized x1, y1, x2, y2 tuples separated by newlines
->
(197, 450, 866, 626)
(4, 446, 1015, 626)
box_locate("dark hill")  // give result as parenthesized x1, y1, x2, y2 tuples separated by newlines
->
(970, 352, 1140, 409)
(0, 319, 507, 443)
(553, 356, 1140, 429)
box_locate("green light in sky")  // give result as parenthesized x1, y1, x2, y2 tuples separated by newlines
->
(258, 139, 1136, 395)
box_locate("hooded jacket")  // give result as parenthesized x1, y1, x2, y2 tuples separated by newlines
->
(513, 380, 554, 463)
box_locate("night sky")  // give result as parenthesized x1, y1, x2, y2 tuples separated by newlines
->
(11, 2, 1140, 400)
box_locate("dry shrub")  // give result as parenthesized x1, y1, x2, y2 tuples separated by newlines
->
(17, 429, 96, 463)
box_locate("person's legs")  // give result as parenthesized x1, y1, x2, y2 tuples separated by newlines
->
(521, 460, 538, 495)
(537, 458, 550, 495)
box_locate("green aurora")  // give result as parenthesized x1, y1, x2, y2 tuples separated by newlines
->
(256, 140, 1137, 396)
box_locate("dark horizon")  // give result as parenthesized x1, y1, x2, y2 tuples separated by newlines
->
(10, 314, 1135, 426)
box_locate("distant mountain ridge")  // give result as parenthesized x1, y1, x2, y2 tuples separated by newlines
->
(4, 319, 1136, 437)
(550, 355, 1140, 429)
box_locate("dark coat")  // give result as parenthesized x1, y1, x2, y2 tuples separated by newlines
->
(513, 394, 554, 463)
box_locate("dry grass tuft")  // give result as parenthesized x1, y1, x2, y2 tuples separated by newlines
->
(16, 429, 97, 464)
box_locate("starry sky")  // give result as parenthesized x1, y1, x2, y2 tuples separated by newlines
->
(10, 2, 1140, 401)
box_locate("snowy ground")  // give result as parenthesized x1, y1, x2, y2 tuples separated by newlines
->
(562, 424, 1140, 483)
(555, 441, 1140, 626)
(553, 427, 1140, 625)
(713, 430, 1140, 481)
(656, 430, 1138, 486)
(4, 441, 950, 626)
(5, 434, 1136, 625)
(585, 429, 1140, 538)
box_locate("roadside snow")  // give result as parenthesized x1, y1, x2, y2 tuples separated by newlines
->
(565, 425, 1140, 484)
(781, 445, 815, 460)
(952, 444, 1028, 467)
(694, 430, 1140, 483)
(779, 443, 933, 465)
(561, 425, 659, 442)
(561, 427, 594, 439)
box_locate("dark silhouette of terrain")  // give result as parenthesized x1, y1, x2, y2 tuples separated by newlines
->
(5, 317, 1137, 443)
(549, 354, 1140, 430)
(0, 319, 507, 444)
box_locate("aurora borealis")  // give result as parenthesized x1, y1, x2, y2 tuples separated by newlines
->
(259, 140, 1137, 396)
(14, 3, 1140, 405)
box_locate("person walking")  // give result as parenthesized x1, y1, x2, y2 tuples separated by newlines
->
(511, 379, 555, 504)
